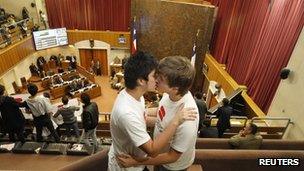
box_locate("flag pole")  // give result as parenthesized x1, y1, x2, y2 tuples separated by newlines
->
(131, 16, 137, 54)
(191, 29, 200, 66)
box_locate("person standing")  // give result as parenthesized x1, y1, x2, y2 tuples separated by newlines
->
(80, 93, 99, 151)
(95, 60, 102, 76)
(109, 52, 196, 171)
(54, 96, 80, 141)
(216, 98, 232, 138)
(117, 56, 199, 171)
(194, 92, 207, 131)
(0, 84, 25, 142)
(39, 10, 47, 29)
(23, 83, 60, 142)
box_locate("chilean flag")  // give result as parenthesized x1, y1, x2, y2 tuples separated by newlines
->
(131, 17, 137, 54)
(191, 43, 196, 66)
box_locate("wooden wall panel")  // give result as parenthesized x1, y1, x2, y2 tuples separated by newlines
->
(131, 0, 214, 59)
(67, 30, 130, 48)
(131, 0, 215, 92)
(0, 37, 35, 76)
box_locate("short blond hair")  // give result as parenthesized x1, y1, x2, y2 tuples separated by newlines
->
(158, 56, 195, 96)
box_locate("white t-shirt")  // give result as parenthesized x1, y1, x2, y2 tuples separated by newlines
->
(108, 89, 151, 171)
(154, 91, 199, 170)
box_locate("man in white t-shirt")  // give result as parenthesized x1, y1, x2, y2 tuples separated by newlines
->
(117, 56, 199, 171)
(108, 52, 197, 171)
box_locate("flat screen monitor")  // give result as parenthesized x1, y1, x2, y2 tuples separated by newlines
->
(33, 28, 68, 50)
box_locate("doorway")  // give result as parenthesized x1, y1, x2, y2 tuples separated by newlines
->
(79, 49, 108, 75)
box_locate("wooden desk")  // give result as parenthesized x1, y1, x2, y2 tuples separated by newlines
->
(41, 71, 79, 88)
(50, 84, 68, 99)
(72, 85, 102, 99)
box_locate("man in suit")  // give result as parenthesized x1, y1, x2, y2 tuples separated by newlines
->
(215, 98, 232, 138)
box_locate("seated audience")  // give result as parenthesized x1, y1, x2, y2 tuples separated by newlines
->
(53, 96, 80, 141)
(199, 119, 218, 138)
(0, 84, 25, 142)
(228, 123, 262, 149)
(215, 98, 232, 138)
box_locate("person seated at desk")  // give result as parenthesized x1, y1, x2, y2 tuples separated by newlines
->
(228, 123, 262, 149)
(52, 75, 64, 85)
(53, 96, 80, 141)
(83, 79, 90, 87)
(69, 80, 79, 92)
(76, 79, 84, 90)
(29, 63, 40, 77)
(49, 55, 59, 66)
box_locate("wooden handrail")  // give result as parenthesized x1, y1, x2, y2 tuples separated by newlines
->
(76, 65, 95, 83)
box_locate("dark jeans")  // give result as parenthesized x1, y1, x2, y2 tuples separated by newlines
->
(8, 126, 25, 143)
(33, 115, 60, 142)
(154, 165, 187, 171)
(64, 122, 80, 138)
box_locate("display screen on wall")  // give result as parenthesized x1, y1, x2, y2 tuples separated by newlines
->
(33, 28, 68, 50)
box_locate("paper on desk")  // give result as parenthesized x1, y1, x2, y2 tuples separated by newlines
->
(71, 144, 83, 151)
(0, 143, 15, 151)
